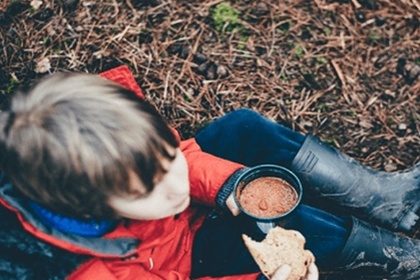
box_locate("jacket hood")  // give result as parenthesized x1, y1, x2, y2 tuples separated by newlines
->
(0, 173, 139, 258)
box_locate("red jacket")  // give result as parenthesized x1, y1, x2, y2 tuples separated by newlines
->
(0, 66, 261, 280)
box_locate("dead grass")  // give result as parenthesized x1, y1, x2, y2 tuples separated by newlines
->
(0, 0, 419, 278)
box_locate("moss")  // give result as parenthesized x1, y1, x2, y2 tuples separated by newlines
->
(211, 2, 240, 33)
(5, 78, 20, 95)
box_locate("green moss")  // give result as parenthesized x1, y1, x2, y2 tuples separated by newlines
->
(323, 27, 331, 36)
(316, 57, 327, 64)
(294, 44, 304, 58)
(368, 30, 381, 45)
(5, 78, 20, 95)
(315, 102, 330, 112)
(211, 2, 240, 33)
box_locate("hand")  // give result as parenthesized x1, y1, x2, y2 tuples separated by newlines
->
(265, 231, 319, 280)
(226, 192, 241, 216)
(270, 262, 318, 280)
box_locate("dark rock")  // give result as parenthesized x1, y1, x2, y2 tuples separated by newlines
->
(0, 11, 10, 26)
(167, 44, 181, 55)
(355, 11, 366, 23)
(179, 45, 190, 59)
(301, 28, 312, 39)
(6, 2, 29, 17)
(131, 0, 160, 9)
(216, 65, 229, 78)
(193, 53, 208, 64)
(404, 63, 420, 84)
(254, 3, 269, 16)
(255, 46, 267, 55)
(375, 16, 386, 26)
(102, 59, 121, 72)
(194, 61, 218, 80)
(302, 73, 322, 90)
(139, 30, 153, 44)
(63, 0, 80, 11)
(167, 44, 189, 59)
(33, 8, 54, 22)
(373, 54, 389, 68)
(359, 0, 377, 10)
(396, 58, 406, 75)
(196, 61, 210, 75)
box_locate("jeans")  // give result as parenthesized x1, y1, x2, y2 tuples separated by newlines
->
(191, 109, 350, 277)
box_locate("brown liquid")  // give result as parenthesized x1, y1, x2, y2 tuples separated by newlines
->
(238, 177, 298, 218)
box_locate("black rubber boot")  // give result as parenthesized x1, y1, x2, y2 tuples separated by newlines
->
(291, 135, 420, 232)
(337, 217, 420, 279)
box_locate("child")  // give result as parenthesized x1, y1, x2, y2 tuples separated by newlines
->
(0, 66, 418, 279)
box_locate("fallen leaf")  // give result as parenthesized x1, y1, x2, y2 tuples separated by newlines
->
(35, 57, 51, 73)
(31, 0, 43, 10)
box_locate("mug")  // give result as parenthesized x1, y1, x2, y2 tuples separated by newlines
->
(233, 164, 303, 233)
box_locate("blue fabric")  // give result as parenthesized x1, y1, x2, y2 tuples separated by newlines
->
(194, 108, 350, 269)
(29, 201, 117, 237)
(280, 204, 350, 268)
(196, 108, 304, 167)
(192, 204, 350, 278)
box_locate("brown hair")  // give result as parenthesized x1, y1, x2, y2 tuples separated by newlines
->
(0, 73, 178, 220)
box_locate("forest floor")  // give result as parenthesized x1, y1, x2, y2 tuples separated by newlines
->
(0, 0, 419, 279)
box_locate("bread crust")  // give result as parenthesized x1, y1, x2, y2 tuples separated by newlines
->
(242, 226, 315, 280)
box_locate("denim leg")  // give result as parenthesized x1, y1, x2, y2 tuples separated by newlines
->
(191, 204, 350, 278)
(281, 204, 351, 269)
(195, 109, 305, 167)
(194, 109, 350, 269)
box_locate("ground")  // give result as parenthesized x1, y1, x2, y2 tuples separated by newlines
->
(0, 0, 419, 279)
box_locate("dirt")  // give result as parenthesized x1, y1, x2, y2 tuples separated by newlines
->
(0, 0, 419, 279)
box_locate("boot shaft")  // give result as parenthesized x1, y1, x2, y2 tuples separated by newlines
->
(337, 217, 420, 279)
(291, 134, 420, 231)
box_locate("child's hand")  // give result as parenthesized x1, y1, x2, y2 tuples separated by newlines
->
(270, 262, 318, 280)
(226, 193, 241, 216)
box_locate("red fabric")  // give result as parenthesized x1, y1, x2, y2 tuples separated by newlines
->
(99, 65, 145, 99)
(2, 66, 258, 280)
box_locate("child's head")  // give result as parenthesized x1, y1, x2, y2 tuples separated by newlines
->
(0, 73, 185, 220)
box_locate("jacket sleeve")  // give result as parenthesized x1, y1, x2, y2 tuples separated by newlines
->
(68, 258, 260, 280)
(180, 138, 245, 207)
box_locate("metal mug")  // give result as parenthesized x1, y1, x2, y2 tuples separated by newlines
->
(233, 164, 303, 233)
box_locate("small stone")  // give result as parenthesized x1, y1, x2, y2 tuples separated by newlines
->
(6, 2, 29, 17)
(355, 11, 366, 23)
(375, 16, 386, 26)
(254, 2, 269, 16)
(384, 162, 397, 172)
(30, 0, 43, 10)
(196, 62, 209, 75)
(398, 123, 407, 130)
(359, 0, 377, 10)
(216, 65, 229, 78)
(205, 63, 217, 80)
(35, 57, 51, 73)
(0, 12, 9, 26)
(405, 64, 420, 84)
(187, 88, 195, 96)
(33, 8, 54, 21)
(179, 45, 190, 59)
(193, 53, 207, 64)
(64, 0, 79, 10)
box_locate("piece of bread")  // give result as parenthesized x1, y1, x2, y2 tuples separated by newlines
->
(242, 226, 315, 280)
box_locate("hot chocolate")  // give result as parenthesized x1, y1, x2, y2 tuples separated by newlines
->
(237, 176, 298, 218)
